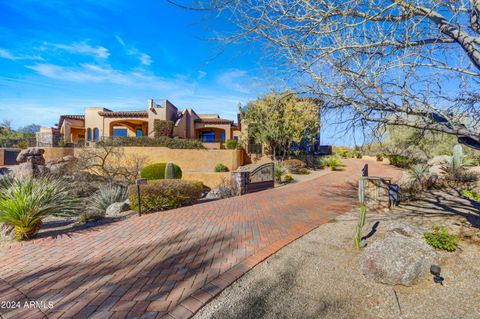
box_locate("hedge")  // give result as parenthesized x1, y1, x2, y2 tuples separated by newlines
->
(140, 163, 182, 180)
(128, 179, 204, 213)
(225, 139, 238, 150)
(98, 136, 205, 149)
(214, 163, 229, 172)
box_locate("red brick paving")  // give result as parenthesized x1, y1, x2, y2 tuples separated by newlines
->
(0, 159, 401, 319)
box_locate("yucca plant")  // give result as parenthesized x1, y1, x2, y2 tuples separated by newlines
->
(409, 163, 431, 186)
(89, 183, 128, 216)
(274, 162, 286, 183)
(0, 176, 79, 240)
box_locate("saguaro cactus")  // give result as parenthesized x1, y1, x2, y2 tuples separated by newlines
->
(164, 162, 175, 179)
(452, 144, 464, 171)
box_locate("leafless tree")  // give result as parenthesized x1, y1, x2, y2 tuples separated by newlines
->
(175, 0, 480, 140)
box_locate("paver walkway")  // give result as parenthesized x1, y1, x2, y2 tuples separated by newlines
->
(0, 160, 402, 319)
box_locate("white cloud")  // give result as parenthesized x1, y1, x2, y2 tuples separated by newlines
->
(139, 53, 152, 66)
(51, 42, 110, 59)
(0, 48, 42, 61)
(216, 69, 252, 93)
(26, 63, 184, 91)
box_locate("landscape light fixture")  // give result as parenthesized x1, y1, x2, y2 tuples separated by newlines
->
(135, 178, 147, 216)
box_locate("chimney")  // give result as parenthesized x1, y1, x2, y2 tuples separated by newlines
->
(148, 99, 154, 110)
(237, 113, 242, 131)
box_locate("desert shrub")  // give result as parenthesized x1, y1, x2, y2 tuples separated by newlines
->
(0, 176, 78, 240)
(88, 184, 128, 217)
(98, 136, 205, 149)
(354, 151, 362, 159)
(283, 159, 306, 173)
(284, 174, 294, 183)
(225, 139, 238, 150)
(140, 163, 182, 180)
(441, 145, 479, 184)
(462, 189, 480, 202)
(153, 120, 174, 137)
(214, 163, 229, 172)
(297, 168, 311, 175)
(325, 156, 343, 170)
(274, 162, 287, 183)
(424, 227, 459, 251)
(409, 164, 431, 185)
(376, 153, 384, 161)
(128, 180, 203, 213)
(388, 154, 415, 168)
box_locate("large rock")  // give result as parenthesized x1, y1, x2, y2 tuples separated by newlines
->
(205, 186, 234, 199)
(428, 155, 451, 166)
(16, 148, 45, 164)
(383, 221, 425, 240)
(10, 162, 50, 178)
(106, 201, 131, 217)
(46, 156, 77, 176)
(359, 234, 436, 286)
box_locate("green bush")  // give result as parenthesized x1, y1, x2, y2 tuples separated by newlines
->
(128, 179, 203, 213)
(325, 156, 343, 170)
(297, 168, 311, 175)
(354, 151, 362, 159)
(98, 136, 205, 149)
(283, 159, 306, 173)
(140, 163, 182, 180)
(274, 163, 286, 183)
(214, 163, 229, 172)
(376, 154, 384, 161)
(424, 227, 459, 251)
(388, 154, 415, 168)
(284, 174, 294, 183)
(153, 120, 174, 137)
(462, 190, 480, 202)
(0, 176, 78, 240)
(225, 139, 238, 150)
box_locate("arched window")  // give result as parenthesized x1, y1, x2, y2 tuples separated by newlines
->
(93, 128, 100, 142)
(87, 128, 92, 141)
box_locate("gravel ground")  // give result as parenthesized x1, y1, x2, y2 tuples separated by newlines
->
(194, 190, 480, 319)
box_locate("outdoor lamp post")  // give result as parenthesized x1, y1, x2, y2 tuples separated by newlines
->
(135, 178, 147, 216)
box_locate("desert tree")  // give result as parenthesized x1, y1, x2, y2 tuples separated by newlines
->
(174, 0, 480, 142)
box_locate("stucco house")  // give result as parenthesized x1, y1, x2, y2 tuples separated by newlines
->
(38, 99, 241, 147)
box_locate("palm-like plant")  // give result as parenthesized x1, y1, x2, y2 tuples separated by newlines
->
(409, 164, 431, 185)
(0, 176, 79, 240)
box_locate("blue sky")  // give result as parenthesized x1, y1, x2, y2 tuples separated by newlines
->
(0, 0, 359, 145)
(0, 1, 267, 124)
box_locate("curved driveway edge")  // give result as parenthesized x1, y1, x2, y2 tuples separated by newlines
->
(0, 159, 402, 319)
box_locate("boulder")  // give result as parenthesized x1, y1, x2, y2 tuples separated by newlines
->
(359, 234, 436, 286)
(383, 221, 425, 239)
(428, 155, 451, 166)
(0, 223, 14, 241)
(16, 148, 45, 163)
(106, 201, 131, 217)
(10, 162, 50, 178)
(205, 186, 233, 199)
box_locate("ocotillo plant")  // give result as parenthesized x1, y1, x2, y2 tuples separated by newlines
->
(355, 178, 367, 249)
(164, 162, 175, 179)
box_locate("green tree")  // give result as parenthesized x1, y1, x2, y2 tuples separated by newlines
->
(241, 91, 320, 159)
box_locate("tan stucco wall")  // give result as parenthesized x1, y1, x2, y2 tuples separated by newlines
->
(183, 172, 231, 189)
(43, 147, 75, 161)
(71, 147, 243, 172)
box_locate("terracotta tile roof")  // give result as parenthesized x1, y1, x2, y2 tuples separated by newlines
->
(58, 115, 85, 128)
(98, 110, 148, 118)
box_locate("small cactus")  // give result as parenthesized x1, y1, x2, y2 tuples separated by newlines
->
(164, 162, 175, 179)
(452, 144, 464, 171)
(358, 179, 365, 204)
(354, 204, 367, 249)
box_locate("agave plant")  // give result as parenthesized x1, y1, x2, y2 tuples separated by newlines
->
(274, 162, 286, 183)
(409, 164, 431, 185)
(0, 176, 79, 240)
(89, 183, 128, 216)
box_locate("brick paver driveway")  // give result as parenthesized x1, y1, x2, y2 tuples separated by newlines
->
(0, 159, 402, 319)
